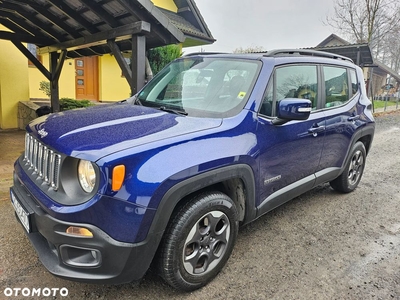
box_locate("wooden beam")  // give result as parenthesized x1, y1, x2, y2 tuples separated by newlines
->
(47, 0, 98, 34)
(52, 50, 67, 82)
(131, 35, 146, 95)
(8, 0, 88, 37)
(177, 7, 191, 13)
(50, 52, 60, 112)
(39, 21, 150, 54)
(116, 0, 180, 45)
(11, 40, 51, 80)
(107, 39, 132, 85)
(0, 10, 51, 39)
(26, 1, 82, 39)
(79, 0, 121, 28)
(1, 2, 66, 42)
(0, 31, 52, 44)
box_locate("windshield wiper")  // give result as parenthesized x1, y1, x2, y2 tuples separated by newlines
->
(158, 106, 188, 116)
(124, 95, 142, 105)
(134, 97, 142, 106)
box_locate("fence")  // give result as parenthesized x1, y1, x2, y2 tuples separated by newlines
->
(372, 95, 400, 113)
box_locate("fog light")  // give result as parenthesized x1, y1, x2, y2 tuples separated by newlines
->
(91, 250, 98, 260)
(60, 245, 101, 267)
(66, 226, 93, 238)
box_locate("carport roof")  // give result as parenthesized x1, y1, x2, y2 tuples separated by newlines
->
(0, 0, 214, 58)
(314, 43, 374, 66)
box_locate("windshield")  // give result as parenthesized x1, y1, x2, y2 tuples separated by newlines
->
(136, 57, 261, 118)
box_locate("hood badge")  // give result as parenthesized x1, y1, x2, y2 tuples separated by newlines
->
(38, 128, 48, 138)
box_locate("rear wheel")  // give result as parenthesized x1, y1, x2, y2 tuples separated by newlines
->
(158, 192, 239, 291)
(330, 141, 366, 193)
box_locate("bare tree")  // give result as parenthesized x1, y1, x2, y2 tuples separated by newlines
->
(381, 25, 400, 73)
(326, 0, 400, 58)
(233, 46, 265, 53)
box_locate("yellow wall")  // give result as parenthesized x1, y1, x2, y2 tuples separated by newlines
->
(60, 58, 76, 98)
(28, 59, 48, 99)
(29, 55, 75, 99)
(29, 54, 130, 102)
(99, 55, 131, 101)
(152, 0, 177, 12)
(0, 26, 29, 129)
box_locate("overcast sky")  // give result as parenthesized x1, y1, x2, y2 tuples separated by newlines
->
(183, 0, 338, 54)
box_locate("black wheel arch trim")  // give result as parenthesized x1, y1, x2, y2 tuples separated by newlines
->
(339, 125, 374, 176)
(145, 164, 256, 252)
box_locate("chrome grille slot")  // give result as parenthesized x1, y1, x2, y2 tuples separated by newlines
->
(37, 143, 44, 177)
(52, 155, 61, 189)
(24, 133, 61, 191)
(24, 133, 30, 162)
(33, 139, 38, 172)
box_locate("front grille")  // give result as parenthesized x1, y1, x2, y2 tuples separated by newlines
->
(24, 133, 61, 190)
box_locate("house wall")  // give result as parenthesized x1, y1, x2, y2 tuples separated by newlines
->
(152, 0, 177, 12)
(371, 73, 386, 97)
(99, 55, 131, 101)
(29, 54, 130, 101)
(0, 25, 29, 129)
(29, 55, 76, 99)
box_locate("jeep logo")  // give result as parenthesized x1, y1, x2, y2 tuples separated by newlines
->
(38, 129, 48, 138)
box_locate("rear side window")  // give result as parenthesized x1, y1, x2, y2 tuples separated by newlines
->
(349, 69, 359, 96)
(324, 66, 349, 108)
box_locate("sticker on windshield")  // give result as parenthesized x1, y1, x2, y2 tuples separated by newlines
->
(238, 92, 246, 99)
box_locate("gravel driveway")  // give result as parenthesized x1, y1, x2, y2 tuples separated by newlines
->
(1, 110, 399, 299)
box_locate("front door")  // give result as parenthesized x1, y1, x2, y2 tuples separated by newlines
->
(75, 56, 99, 101)
(256, 64, 326, 210)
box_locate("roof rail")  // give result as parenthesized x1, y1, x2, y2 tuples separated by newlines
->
(183, 52, 227, 56)
(264, 49, 353, 63)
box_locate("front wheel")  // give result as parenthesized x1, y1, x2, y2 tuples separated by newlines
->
(330, 141, 366, 193)
(158, 192, 239, 291)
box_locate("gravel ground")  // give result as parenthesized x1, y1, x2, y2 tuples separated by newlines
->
(1, 110, 400, 299)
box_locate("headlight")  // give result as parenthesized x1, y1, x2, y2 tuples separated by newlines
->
(78, 160, 96, 193)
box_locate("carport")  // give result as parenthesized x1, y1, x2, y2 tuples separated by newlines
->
(314, 37, 400, 99)
(0, 0, 214, 112)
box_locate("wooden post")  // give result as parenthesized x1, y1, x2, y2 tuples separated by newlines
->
(49, 51, 66, 112)
(131, 35, 146, 96)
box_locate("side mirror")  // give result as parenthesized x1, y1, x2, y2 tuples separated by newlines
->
(272, 99, 312, 125)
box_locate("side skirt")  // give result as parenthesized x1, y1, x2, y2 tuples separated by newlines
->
(256, 167, 341, 219)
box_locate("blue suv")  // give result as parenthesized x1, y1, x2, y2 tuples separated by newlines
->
(11, 50, 375, 291)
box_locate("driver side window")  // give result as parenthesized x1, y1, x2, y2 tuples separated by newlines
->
(260, 65, 318, 117)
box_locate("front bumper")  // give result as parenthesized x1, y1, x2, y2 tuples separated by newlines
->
(10, 175, 158, 284)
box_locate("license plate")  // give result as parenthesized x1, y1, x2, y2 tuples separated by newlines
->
(10, 191, 31, 233)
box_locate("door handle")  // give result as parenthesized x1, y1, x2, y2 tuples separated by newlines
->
(308, 125, 325, 137)
(348, 115, 360, 122)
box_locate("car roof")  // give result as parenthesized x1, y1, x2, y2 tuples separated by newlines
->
(184, 49, 354, 64)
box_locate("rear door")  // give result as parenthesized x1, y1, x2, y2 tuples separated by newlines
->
(317, 66, 363, 173)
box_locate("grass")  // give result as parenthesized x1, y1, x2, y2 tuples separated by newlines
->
(373, 100, 399, 109)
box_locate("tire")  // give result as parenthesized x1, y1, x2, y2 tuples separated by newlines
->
(158, 191, 239, 291)
(330, 141, 366, 193)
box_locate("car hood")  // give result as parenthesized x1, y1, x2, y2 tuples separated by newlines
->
(28, 103, 222, 161)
